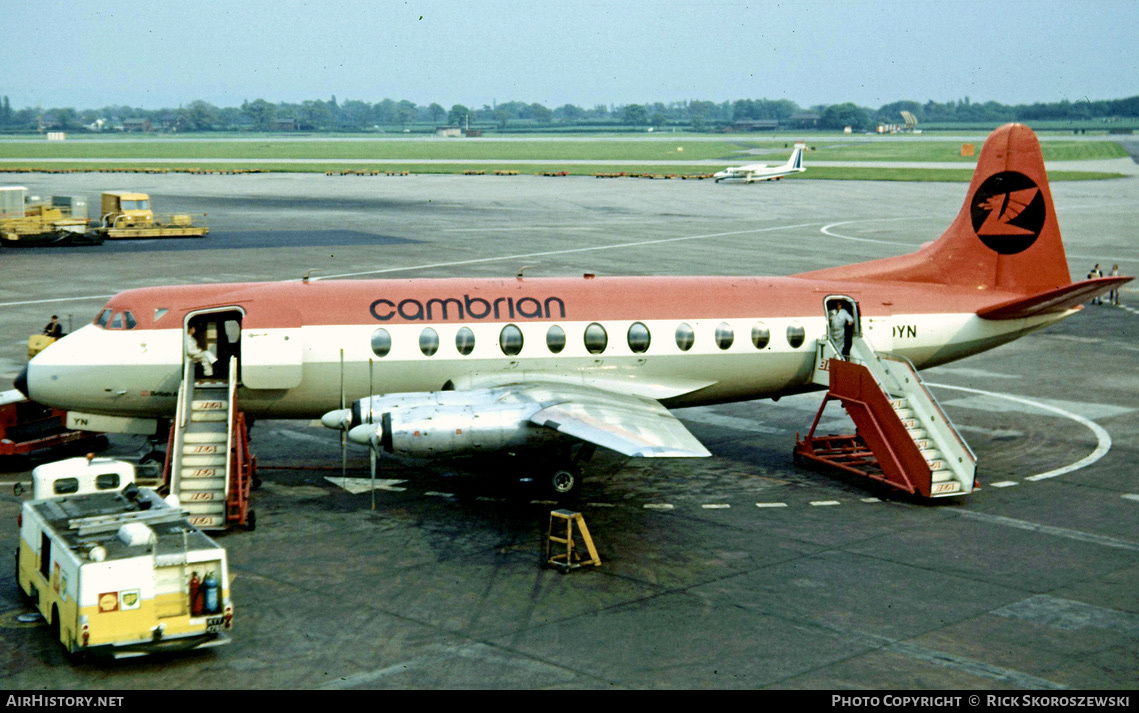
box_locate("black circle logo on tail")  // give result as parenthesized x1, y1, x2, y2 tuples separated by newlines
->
(970, 171, 1046, 255)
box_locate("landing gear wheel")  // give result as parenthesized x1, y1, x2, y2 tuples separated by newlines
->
(547, 465, 580, 499)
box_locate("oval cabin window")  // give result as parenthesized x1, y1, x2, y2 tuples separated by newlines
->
(499, 324, 524, 356)
(584, 323, 608, 354)
(371, 328, 392, 358)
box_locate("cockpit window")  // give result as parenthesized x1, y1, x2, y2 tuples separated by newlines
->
(110, 313, 123, 329)
(124, 311, 137, 329)
(95, 308, 112, 328)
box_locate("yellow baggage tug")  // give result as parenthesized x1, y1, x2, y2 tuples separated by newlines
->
(15, 480, 233, 659)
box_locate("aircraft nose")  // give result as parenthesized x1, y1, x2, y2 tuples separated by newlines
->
(14, 367, 29, 399)
(320, 408, 353, 430)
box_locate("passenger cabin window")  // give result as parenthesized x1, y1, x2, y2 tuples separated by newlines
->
(455, 327, 475, 356)
(54, 478, 79, 495)
(751, 322, 770, 350)
(584, 323, 608, 354)
(786, 322, 805, 349)
(95, 473, 120, 490)
(675, 323, 694, 352)
(499, 324, 523, 356)
(627, 322, 650, 354)
(419, 328, 439, 357)
(546, 325, 566, 354)
(371, 328, 392, 358)
(715, 322, 734, 350)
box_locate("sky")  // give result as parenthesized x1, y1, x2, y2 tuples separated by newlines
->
(2, 0, 1136, 112)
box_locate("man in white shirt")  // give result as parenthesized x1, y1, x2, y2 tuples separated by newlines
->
(828, 301, 854, 359)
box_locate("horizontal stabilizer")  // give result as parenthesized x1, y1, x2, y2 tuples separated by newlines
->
(977, 276, 1132, 320)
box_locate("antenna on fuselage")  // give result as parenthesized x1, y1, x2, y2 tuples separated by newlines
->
(303, 269, 321, 283)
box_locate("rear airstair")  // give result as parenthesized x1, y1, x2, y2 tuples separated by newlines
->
(164, 357, 255, 530)
(795, 335, 976, 498)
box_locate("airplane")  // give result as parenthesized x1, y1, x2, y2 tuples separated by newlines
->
(714, 142, 806, 183)
(15, 124, 1130, 498)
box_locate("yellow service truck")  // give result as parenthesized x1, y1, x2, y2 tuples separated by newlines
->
(15, 475, 234, 660)
(91, 191, 208, 239)
(0, 186, 97, 246)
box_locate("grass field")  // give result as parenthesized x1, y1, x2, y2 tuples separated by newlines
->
(0, 134, 1129, 180)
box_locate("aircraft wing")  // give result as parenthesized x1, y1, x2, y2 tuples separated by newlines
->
(524, 385, 712, 458)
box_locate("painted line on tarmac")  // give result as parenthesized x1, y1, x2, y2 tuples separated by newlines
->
(927, 383, 1112, 482)
(316, 222, 825, 280)
(956, 510, 1139, 552)
(819, 217, 927, 246)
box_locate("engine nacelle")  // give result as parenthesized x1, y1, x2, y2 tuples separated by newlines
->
(341, 390, 558, 457)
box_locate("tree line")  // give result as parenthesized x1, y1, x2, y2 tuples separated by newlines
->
(2, 94, 1137, 133)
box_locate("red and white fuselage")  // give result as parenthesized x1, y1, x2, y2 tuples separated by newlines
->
(18, 125, 1131, 458)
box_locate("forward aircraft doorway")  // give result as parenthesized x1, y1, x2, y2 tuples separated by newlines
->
(825, 295, 860, 359)
(185, 310, 243, 381)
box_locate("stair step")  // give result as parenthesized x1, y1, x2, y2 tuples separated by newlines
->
(906, 428, 927, 440)
(931, 481, 963, 496)
(931, 469, 955, 483)
(179, 480, 226, 492)
(186, 514, 225, 529)
(181, 454, 228, 467)
(183, 502, 227, 515)
(181, 467, 223, 479)
(183, 431, 227, 443)
(182, 443, 223, 455)
(191, 412, 227, 422)
(192, 399, 228, 411)
(177, 489, 224, 500)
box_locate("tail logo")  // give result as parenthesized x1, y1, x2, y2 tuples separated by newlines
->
(970, 171, 1046, 255)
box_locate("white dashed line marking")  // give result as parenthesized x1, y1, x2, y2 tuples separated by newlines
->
(701, 504, 731, 509)
(643, 503, 674, 510)
(756, 502, 789, 508)
(810, 500, 841, 507)
(1122, 494, 1139, 503)
(990, 481, 1020, 488)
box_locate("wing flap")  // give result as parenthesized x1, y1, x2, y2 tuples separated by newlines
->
(530, 399, 711, 458)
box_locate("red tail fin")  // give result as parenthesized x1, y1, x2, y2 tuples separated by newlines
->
(797, 123, 1071, 295)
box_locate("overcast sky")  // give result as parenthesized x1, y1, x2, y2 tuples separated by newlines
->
(2, 0, 1136, 112)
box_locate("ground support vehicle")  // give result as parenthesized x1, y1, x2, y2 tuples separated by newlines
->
(89, 191, 208, 240)
(0, 390, 105, 459)
(0, 186, 98, 246)
(15, 480, 234, 659)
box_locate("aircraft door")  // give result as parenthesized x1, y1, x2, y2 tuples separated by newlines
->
(240, 307, 303, 389)
(824, 295, 861, 359)
(186, 310, 243, 381)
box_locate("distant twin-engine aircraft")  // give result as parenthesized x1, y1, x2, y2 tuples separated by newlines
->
(714, 142, 806, 182)
(17, 124, 1130, 499)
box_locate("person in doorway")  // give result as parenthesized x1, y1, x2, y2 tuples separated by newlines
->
(828, 301, 855, 359)
(1109, 264, 1121, 306)
(1088, 264, 1103, 304)
(185, 325, 217, 377)
(42, 315, 63, 339)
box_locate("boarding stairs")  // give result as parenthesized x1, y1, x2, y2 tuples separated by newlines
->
(794, 335, 976, 498)
(163, 357, 255, 530)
